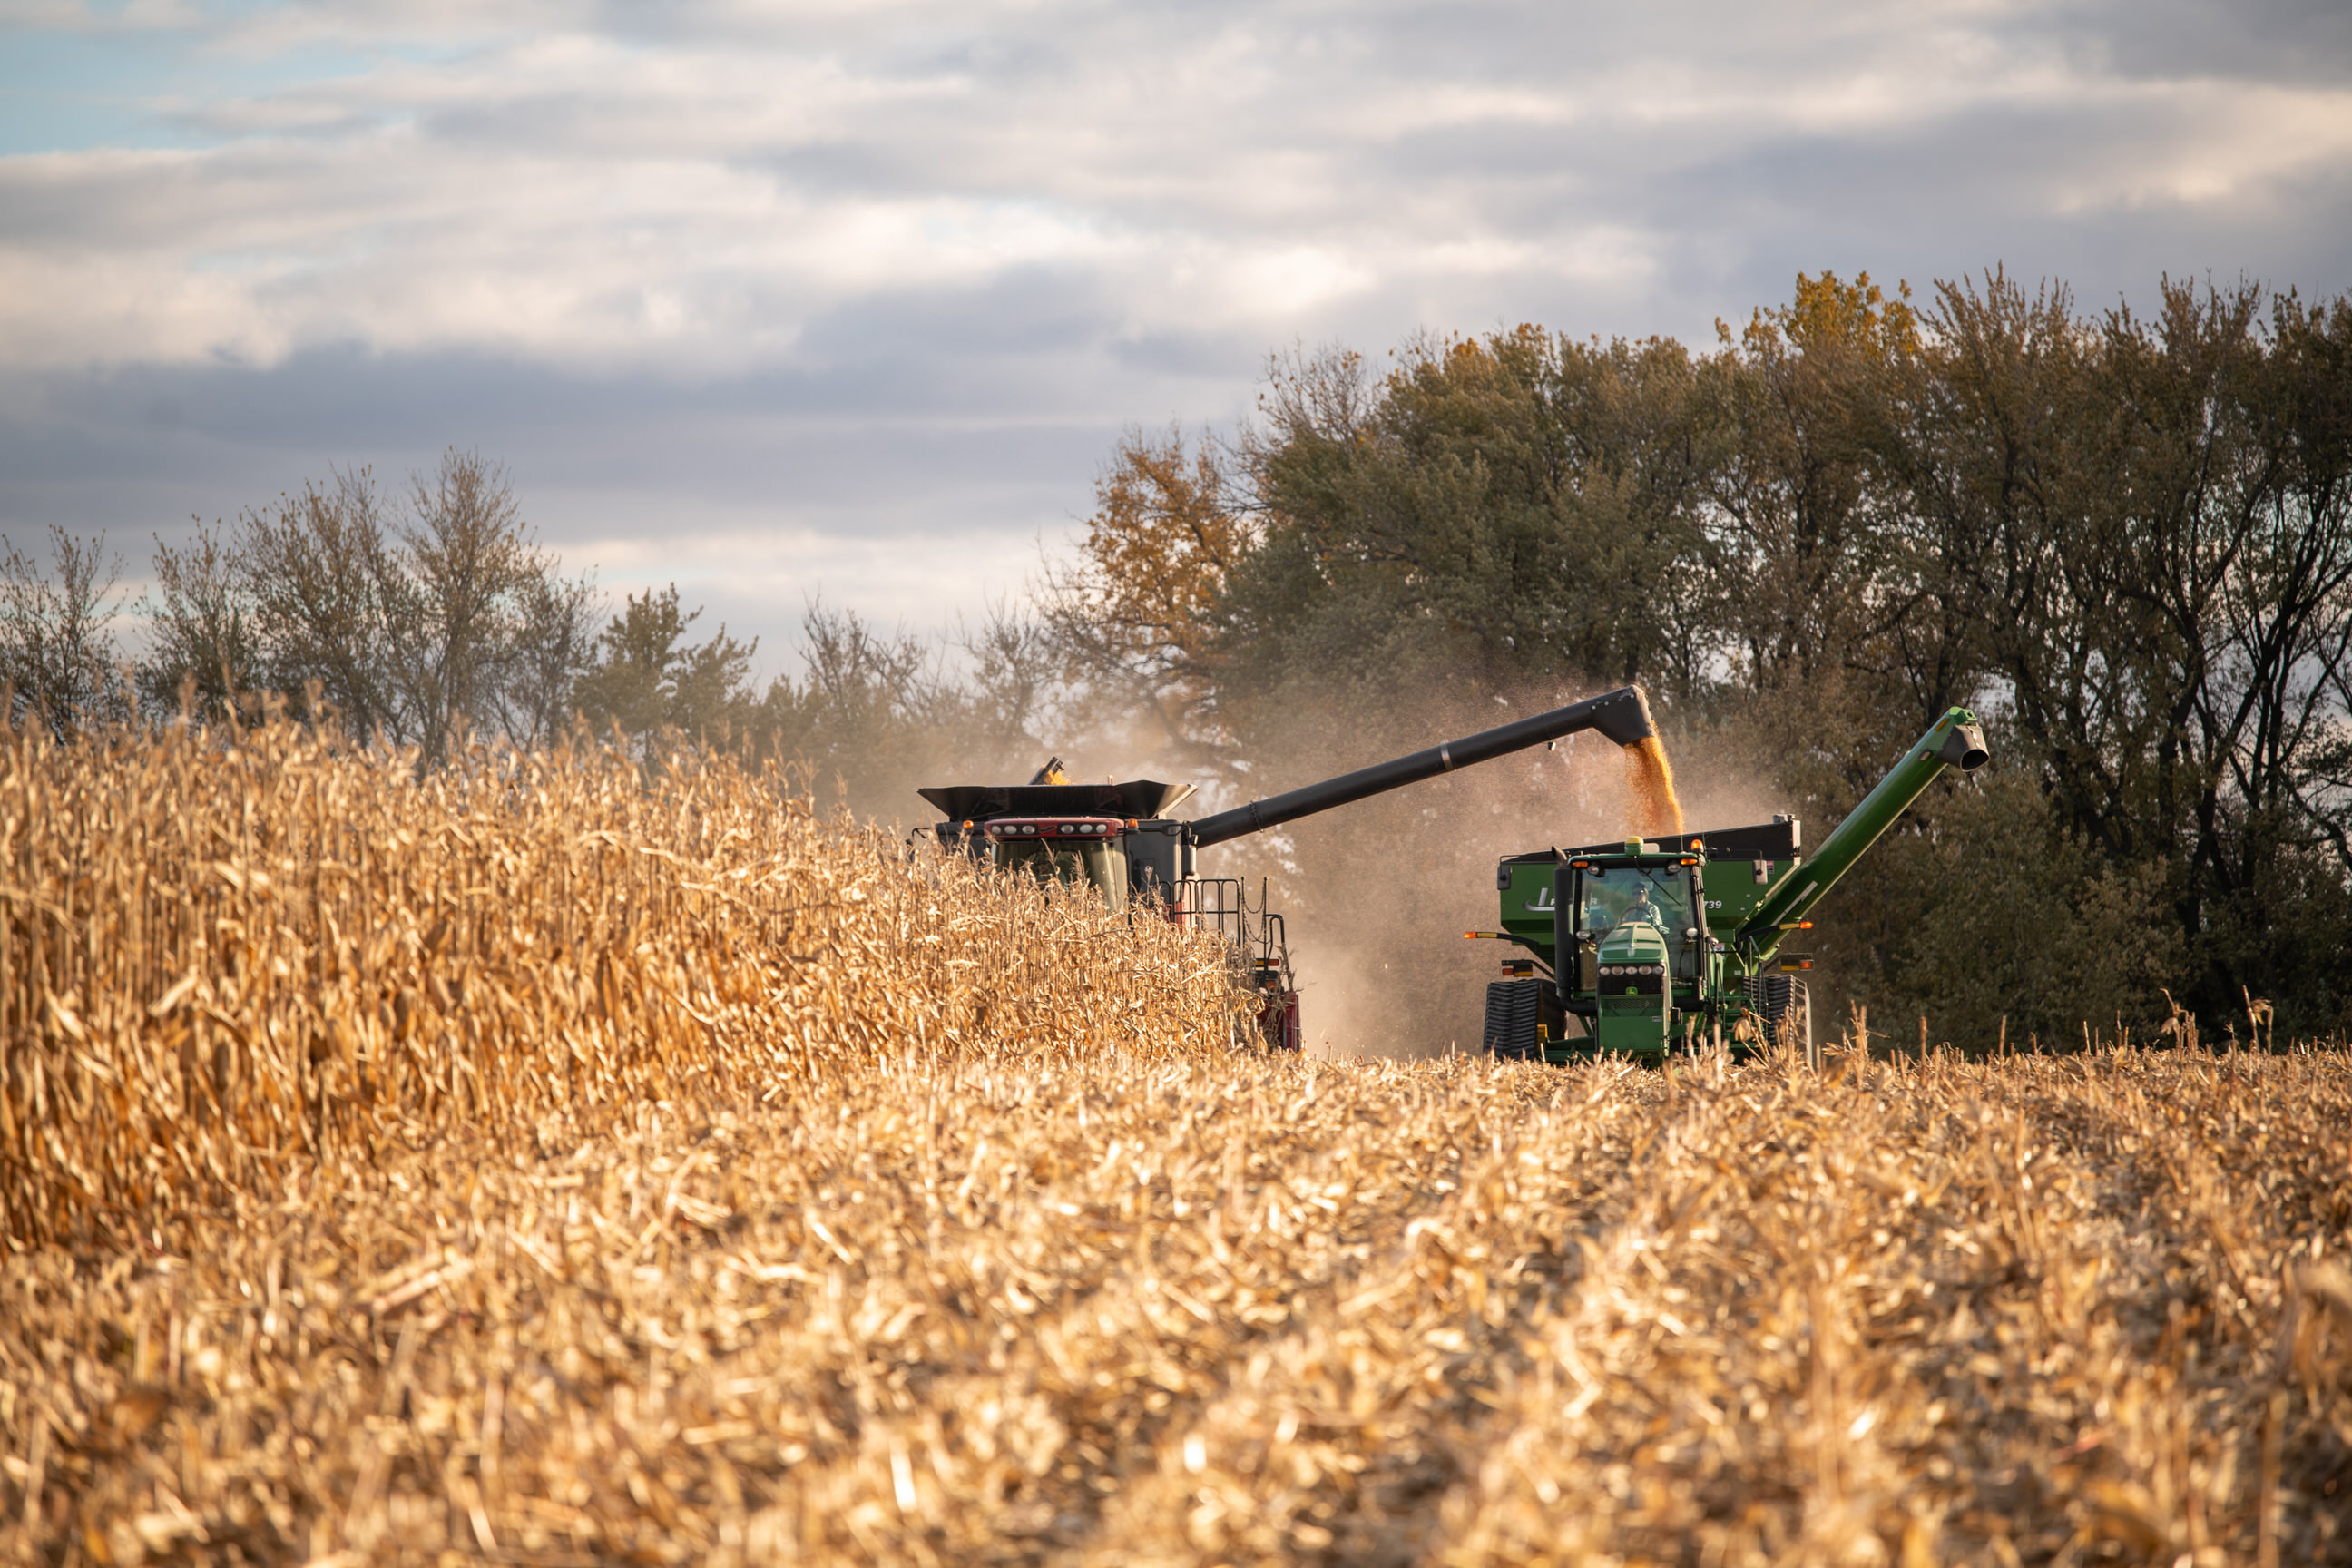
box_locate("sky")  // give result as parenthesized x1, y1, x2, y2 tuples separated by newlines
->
(4, 0, 2349, 681)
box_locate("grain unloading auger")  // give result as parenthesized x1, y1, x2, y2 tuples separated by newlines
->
(917, 688, 1987, 1059)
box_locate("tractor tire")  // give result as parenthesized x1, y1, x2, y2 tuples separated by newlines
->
(1483, 978, 1545, 1060)
(1756, 975, 1816, 1068)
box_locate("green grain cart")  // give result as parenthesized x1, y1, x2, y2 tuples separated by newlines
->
(1479, 705, 1988, 1062)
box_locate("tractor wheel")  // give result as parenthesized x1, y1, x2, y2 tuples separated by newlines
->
(1756, 975, 1816, 1067)
(1483, 978, 1544, 1060)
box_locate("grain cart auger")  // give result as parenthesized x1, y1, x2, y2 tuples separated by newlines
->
(1479, 708, 1990, 1065)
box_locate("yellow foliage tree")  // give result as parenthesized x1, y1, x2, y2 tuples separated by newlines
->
(1040, 425, 1250, 769)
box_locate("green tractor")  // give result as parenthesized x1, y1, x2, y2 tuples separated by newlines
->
(921, 686, 1987, 1059)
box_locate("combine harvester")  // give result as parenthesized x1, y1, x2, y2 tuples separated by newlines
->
(917, 688, 1987, 1062)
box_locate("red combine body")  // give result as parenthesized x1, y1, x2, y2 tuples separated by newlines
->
(916, 767, 1300, 1050)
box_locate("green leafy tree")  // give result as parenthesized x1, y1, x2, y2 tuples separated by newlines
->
(1063, 271, 2352, 1045)
(573, 584, 758, 746)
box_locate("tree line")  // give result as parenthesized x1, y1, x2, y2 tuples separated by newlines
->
(0, 452, 1059, 814)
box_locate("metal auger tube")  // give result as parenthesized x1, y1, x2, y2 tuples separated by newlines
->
(1734, 706, 1990, 963)
(1187, 685, 1656, 848)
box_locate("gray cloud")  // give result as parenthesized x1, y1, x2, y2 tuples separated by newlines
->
(1, 0, 2347, 665)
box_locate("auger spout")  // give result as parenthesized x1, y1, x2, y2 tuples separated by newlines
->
(1733, 707, 1990, 961)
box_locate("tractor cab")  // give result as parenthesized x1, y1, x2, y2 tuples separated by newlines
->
(1576, 851, 1705, 981)
(1484, 816, 1809, 1063)
(1557, 842, 1710, 1056)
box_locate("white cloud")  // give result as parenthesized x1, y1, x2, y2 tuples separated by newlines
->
(0, 0, 2346, 649)
(0, 0, 2334, 377)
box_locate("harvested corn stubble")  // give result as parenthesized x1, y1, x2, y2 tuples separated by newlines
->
(4, 724, 2350, 1565)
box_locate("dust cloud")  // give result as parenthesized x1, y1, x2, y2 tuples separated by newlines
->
(1247, 685, 1819, 1059)
(908, 681, 1794, 1062)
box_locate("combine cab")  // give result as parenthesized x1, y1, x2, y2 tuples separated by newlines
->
(969, 817, 1134, 913)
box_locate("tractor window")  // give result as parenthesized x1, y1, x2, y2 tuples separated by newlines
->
(1578, 867, 1698, 967)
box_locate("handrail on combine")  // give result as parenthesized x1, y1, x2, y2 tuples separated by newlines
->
(1163, 875, 1298, 1050)
(1168, 876, 1287, 970)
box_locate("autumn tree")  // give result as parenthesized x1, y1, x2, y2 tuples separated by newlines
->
(1039, 425, 1251, 772)
(0, 527, 129, 738)
(1707, 272, 1930, 712)
(145, 451, 595, 760)
(142, 523, 260, 723)
(1216, 330, 1725, 707)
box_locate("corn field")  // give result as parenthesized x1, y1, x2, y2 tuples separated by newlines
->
(3, 725, 2349, 1564)
(0, 721, 1245, 1247)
